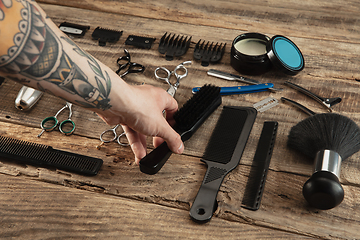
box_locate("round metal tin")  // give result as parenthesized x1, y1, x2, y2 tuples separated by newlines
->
(266, 35, 304, 75)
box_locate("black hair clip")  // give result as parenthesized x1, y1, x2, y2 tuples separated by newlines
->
(284, 81, 342, 112)
(116, 49, 145, 78)
(194, 40, 226, 67)
(59, 22, 90, 37)
(92, 27, 123, 46)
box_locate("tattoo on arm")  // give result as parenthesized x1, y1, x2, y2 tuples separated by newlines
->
(0, 0, 112, 110)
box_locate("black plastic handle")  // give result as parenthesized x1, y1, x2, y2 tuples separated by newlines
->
(139, 141, 172, 175)
(189, 160, 227, 223)
(302, 171, 344, 210)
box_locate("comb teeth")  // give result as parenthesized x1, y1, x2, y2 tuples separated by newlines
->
(158, 32, 192, 61)
(0, 136, 103, 175)
(193, 40, 226, 66)
(92, 27, 123, 46)
(174, 84, 221, 131)
(202, 106, 250, 164)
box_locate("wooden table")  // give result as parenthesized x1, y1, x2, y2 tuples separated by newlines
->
(1, 0, 360, 239)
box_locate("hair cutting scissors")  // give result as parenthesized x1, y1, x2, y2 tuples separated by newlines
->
(38, 102, 75, 137)
(98, 124, 129, 147)
(116, 49, 145, 78)
(155, 61, 191, 97)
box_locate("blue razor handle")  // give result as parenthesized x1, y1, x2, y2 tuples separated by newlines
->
(192, 83, 274, 95)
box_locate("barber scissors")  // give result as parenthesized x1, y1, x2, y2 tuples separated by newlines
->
(98, 124, 129, 148)
(155, 61, 191, 97)
(38, 102, 75, 137)
(116, 49, 145, 77)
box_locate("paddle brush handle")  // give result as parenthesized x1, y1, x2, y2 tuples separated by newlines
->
(139, 141, 172, 175)
(189, 160, 227, 223)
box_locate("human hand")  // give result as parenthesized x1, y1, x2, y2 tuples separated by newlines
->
(97, 84, 184, 164)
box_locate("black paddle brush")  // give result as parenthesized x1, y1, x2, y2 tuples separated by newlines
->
(288, 113, 360, 210)
(139, 84, 222, 175)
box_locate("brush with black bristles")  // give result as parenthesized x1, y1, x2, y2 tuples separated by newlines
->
(139, 84, 222, 175)
(288, 113, 360, 210)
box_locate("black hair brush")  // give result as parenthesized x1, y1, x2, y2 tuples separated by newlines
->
(288, 113, 360, 210)
(139, 84, 222, 175)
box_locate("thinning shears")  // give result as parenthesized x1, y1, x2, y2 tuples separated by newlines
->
(38, 102, 75, 137)
(116, 49, 145, 78)
(155, 61, 191, 97)
(99, 124, 129, 147)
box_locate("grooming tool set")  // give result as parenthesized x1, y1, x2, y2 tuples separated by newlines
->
(4, 19, 354, 219)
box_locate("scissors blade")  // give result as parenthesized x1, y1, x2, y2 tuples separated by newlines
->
(166, 85, 176, 97)
(207, 69, 282, 92)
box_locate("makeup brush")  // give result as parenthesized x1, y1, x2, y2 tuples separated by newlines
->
(288, 113, 360, 209)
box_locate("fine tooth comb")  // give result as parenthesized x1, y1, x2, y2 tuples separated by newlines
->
(139, 84, 222, 175)
(0, 135, 103, 175)
(92, 27, 123, 46)
(158, 32, 192, 61)
(193, 40, 226, 67)
(189, 106, 257, 223)
(242, 121, 278, 211)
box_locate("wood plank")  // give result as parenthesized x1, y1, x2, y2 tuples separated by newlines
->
(1, 122, 360, 239)
(37, 0, 360, 43)
(0, 174, 312, 239)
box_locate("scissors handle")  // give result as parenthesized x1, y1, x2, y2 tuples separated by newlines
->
(117, 132, 129, 147)
(59, 119, 76, 135)
(154, 67, 172, 83)
(38, 116, 59, 137)
(100, 124, 120, 143)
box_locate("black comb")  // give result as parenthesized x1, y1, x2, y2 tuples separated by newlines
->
(0, 135, 103, 175)
(158, 32, 192, 61)
(242, 121, 278, 211)
(189, 106, 257, 223)
(193, 40, 226, 67)
(92, 27, 123, 46)
(139, 85, 222, 175)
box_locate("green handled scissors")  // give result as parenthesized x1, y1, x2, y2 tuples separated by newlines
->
(38, 102, 75, 137)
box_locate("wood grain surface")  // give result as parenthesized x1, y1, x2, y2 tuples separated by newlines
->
(1, 0, 360, 239)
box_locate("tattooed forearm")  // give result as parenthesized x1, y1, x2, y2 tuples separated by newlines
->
(0, 0, 112, 110)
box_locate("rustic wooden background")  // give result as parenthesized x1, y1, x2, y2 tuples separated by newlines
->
(1, 0, 360, 239)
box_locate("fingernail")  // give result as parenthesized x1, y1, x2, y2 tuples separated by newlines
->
(177, 142, 184, 154)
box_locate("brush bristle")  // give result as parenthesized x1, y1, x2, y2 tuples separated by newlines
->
(174, 84, 221, 130)
(288, 113, 360, 160)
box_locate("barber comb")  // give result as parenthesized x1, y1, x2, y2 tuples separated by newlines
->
(158, 32, 192, 61)
(194, 40, 226, 66)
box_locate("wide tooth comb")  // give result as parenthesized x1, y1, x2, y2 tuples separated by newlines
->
(194, 40, 226, 66)
(158, 32, 192, 61)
